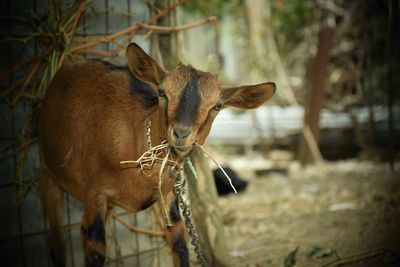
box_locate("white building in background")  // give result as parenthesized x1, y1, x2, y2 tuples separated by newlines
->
(207, 105, 388, 144)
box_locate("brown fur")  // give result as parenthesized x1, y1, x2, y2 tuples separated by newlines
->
(39, 43, 276, 267)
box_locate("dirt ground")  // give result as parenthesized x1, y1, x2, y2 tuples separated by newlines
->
(218, 160, 400, 267)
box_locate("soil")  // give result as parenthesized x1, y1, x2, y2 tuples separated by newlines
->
(218, 160, 400, 267)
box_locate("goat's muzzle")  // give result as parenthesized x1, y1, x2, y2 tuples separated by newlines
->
(169, 124, 194, 158)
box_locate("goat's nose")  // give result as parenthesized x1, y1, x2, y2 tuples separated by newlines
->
(172, 126, 192, 140)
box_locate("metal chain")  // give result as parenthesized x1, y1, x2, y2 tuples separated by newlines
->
(146, 119, 152, 148)
(148, 118, 207, 266)
(173, 167, 208, 267)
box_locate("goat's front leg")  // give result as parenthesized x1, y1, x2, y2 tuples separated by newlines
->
(163, 197, 190, 267)
(81, 193, 108, 267)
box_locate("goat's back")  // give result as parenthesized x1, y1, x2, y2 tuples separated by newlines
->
(39, 61, 146, 198)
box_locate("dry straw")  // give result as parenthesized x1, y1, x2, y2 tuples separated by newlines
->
(120, 141, 238, 194)
(195, 142, 238, 194)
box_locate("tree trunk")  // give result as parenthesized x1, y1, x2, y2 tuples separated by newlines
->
(244, 0, 274, 81)
(243, 0, 272, 154)
(300, 27, 334, 165)
(386, 0, 398, 157)
(185, 150, 231, 267)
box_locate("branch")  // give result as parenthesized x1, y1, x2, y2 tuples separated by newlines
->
(321, 248, 389, 267)
(58, 0, 88, 69)
(111, 214, 164, 237)
(0, 15, 33, 24)
(19, 93, 44, 102)
(139, 16, 218, 33)
(0, 43, 55, 81)
(0, 138, 38, 161)
(0, 37, 30, 44)
(11, 61, 41, 106)
(0, 80, 23, 102)
(65, 1, 87, 33)
(151, 205, 165, 230)
(70, 0, 186, 53)
(263, 18, 324, 163)
(0, 61, 41, 103)
(0, 15, 39, 31)
(75, 49, 117, 58)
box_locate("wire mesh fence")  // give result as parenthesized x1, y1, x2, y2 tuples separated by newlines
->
(0, 1, 173, 266)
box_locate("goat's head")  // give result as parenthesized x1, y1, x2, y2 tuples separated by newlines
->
(127, 43, 276, 158)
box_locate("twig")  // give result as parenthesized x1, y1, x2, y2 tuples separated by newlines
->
(58, 1, 88, 69)
(0, 37, 30, 44)
(333, 249, 340, 261)
(114, 32, 137, 55)
(158, 149, 172, 226)
(0, 138, 38, 161)
(0, 15, 39, 31)
(321, 248, 389, 267)
(0, 43, 55, 82)
(71, 0, 186, 53)
(65, 1, 87, 33)
(75, 49, 117, 58)
(262, 15, 324, 164)
(11, 61, 41, 106)
(139, 16, 218, 33)
(19, 93, 44, 102)
(112, 214, 164, 237)
(0, 15, 33, 24)
(0, 80, 23, 102)
(138, 30, 154, 44)
(151, 205, 165, 230)
(195, 142, 237, 194)
(57, 52, 67, 69)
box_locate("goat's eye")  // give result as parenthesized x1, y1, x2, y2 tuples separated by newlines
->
(157, 89, 166, 97)
(214, 103, 223, 111)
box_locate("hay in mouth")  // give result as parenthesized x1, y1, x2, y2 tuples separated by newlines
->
(120, 141, 237, 193)
(120, 140, 178, 172)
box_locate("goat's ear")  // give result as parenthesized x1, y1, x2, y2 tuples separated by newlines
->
(222, 82, 276, 109)
(126, 43, 165, 86)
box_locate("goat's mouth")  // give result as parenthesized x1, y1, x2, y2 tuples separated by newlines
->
(170, 144, 194, 157)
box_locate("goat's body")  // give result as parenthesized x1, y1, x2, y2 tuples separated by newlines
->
(39, 43, 276, 267)
(39, 60, 182, 267)
(40, 61, 173, 210)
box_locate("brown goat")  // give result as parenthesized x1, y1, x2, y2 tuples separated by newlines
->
(38, 43, 275, 267)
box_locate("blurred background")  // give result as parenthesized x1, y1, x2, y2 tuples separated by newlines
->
(0, 0, 399, 266)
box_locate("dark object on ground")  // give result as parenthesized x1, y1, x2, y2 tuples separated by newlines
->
(213, 167, 248, 195)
